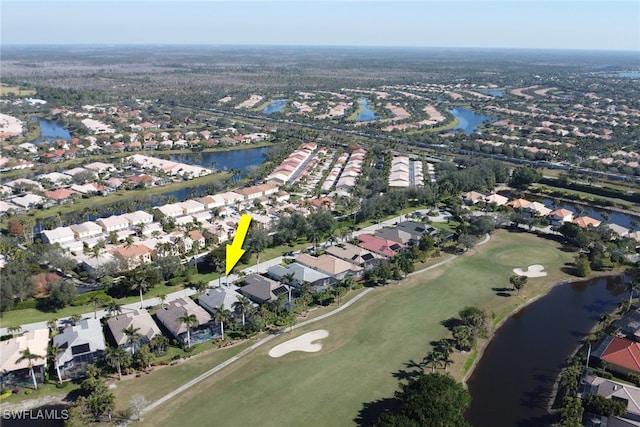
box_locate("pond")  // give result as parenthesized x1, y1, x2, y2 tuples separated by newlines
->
(480, 89, 504, 97)
(465, 275, 627, 426)
(356, 98, 378, 122)
(449, 107, 495, 134)
(31, 118, 71, 144)
(262, 99, 287, 114)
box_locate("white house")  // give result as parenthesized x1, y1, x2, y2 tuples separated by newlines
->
(155, 203, 184, 218)
(96, 215, 130, 233)
(179, 200, 205, 215)
(70, 222, 103, 239)
(53, 319, 106, 380)
(42, 227, 76, 245)
(124, 210, 154, 227)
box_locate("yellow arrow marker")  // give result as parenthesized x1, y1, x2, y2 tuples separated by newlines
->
(226, 213, 252, 275)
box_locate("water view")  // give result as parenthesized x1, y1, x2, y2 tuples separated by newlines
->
(32, 118, 71, 144)
(449, 107, 494, 134)
(466, 275, 627, 426)
(262, 99, 287, 114)
(481, 89, 504, 97)
(169, 146, 269, 175)
(356, 98, 378, 122)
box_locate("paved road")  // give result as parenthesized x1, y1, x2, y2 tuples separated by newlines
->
(0, 210, 449, 336)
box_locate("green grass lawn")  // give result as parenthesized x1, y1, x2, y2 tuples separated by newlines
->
(0, 283, 180, 328)
(140, 230, 576, 426)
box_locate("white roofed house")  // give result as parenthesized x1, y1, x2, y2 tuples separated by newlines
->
(96, 215, 130, 233)
(70, 221, 103, 239)
(52, 319, 106, 380)
(124, 210, 154, 227)
(0, 329, 49, 389)
(11, 194, 44, 210)
(155, 203, 184, 218)
(42, 226, 76, 245)
(179, 200, 205, 215)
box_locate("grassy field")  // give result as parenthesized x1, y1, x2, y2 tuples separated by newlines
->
(0, 83, 36, 97)
(139, 230, 576, 426)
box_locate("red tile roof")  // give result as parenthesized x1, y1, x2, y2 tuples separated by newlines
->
(602, 337, 640, 373)
(357, 234, 405, 258)
(44, 188, 77, 200)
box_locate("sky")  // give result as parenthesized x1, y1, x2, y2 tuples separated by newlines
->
(1, 1, 639, 51)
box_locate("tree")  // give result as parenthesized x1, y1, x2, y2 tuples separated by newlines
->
(452, 325, 476, 351)
(560, 396, 584, 427)
(17, 348, 44, 390)
(105, 346, 129, 380)
(178, 311, 198, 349)
(47, 343, 64, 384)
(575, 256, 592, 277)
(245, 226, 270, 271)
(123, 326, 141, 355)
(584, 393, 626, 417)
(423, 351, 441, 373)
(133, 344, 154, 370)
(106, 301, 122, 318)
(626, 280, 640, 304)
(131, 276, 150, 309)
(69, 314, 83, 326)
(458, 306, 488, 338)
(150, 335, 169, 355)
(509, 166, 542, 189)
(154, 255, 183, 281)
(374, 373, 471, 427)
(509, 275, 528, 296)
(233, 295, 253, 327)
(89, 294, 102, 319)
(213, 305, 231, 341)
(47, 280, 78, 309)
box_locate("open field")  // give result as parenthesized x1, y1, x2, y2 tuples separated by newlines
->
(140, 230, 576, 426)
(0, 83, 36, 97)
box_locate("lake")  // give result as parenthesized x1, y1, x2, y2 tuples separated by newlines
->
(169, 146, 270, 174)
(481, 89, 504, 97)
(449, 107, 495, 134)
(262, 99, 287, 114)
(32, 118, 71, 144)
(465, 275, 627, 426)
(356, 98, 378, 122)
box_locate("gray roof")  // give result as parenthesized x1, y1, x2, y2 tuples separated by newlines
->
(613, 309, 640, 338)
(374, 228, 414, 245)
(155, 297, 211, 337)
(239, 274, 289, 304)
(396, 221, 436, 238)
(53, 318, 106, 366)
(105, 309, 162, 346)
(198, 287, 243, 313)
(325, 242, 381, 266)
(267, 263, 333, 287)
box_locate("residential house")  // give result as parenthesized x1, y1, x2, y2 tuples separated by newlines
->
(612, 310, 640, 342)
(96, 215, 130, 233)
(236, 183, 279, 201)
(53, 319, 106, 380)
(105, 309, 162, 353)
(507, 198, 532, 210)
(357, 234, 405, 259)
(295, 253, 363, 280)
(548, 208, 574, 226)
(267, 263, 336, 292)
(10, 194, 44, 209)
(484, 193, 509, 207)
(325, 242, 382, 269)
(108, 244, 154, 269)
(124, 211, 154, 227)
(374, 228, 414, 246)
(608, 223, 631, 238)
(582, 375, 640, 422)
(70, 222, 103, 239)
(592, 336, 640, 376)
(462, 191, 486, 205)
(154, 203, 184, 218)
(0, 329, 49, 388)
(198, 287, 243, 313)
(78, 253, 119, 278)
(44, 188, 77, 203)
(179, 200, 205, 215)
(42, 226, 76, 245)
(573, 215, 602, 229)
(236, 274, 290, 304)
(524, 201, 552, 217)
(155, 297, 214, 346)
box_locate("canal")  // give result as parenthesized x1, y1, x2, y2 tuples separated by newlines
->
(465, 275, 627, 426)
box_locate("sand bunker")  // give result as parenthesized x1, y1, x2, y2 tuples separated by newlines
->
(513, 264, 547, 278)
(268, 329, 329, 358)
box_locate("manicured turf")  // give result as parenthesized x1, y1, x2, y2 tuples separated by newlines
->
(140, 230, 575, 426)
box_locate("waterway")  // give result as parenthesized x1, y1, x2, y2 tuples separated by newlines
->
(356, 98, 378, 122)
(480, 89, 504, 97)
(31, 118, 71, 144)
(465, 274, 627, 427)
(449, 107, 494, 134)
(262, 99, 287, 114)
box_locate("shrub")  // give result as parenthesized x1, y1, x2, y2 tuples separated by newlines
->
(0, 388, 8, 394)
(55, 382, 69, 389)
(70, 290, 111, 307)
(24, 389, 33, 395)
(12, 388, 20, 394)
(15, 299, 38, 310)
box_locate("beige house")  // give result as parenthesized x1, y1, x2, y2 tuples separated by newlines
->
(0, 328, 49, 388)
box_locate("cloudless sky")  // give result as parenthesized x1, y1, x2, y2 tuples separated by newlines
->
(2, 1, 639, 51)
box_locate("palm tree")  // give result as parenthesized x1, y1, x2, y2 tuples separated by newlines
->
(177, 311, 198, 349)
(232, 295, 253, 327)
(123, 326, 141, 355)
(47, 343, 64, 384)
(46, 319, 58, 336)
(439, 352, 454, 373)
(106, 301, 122, 318)
(627, 280, 640, 304)
(131, 277, 150, 309)
(213, 305, 231, 341)
(17, 348, 44, 390)
(423, 351, 441, 374)
(105, 346, 128, 380)
(7, 325, 22, 337)
(69, 314, 82, 326)
(89, 294, 102, 319)
(158, 293, 167, 309)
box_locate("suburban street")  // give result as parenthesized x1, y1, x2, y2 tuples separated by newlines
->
(0, 210, 450, 337)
